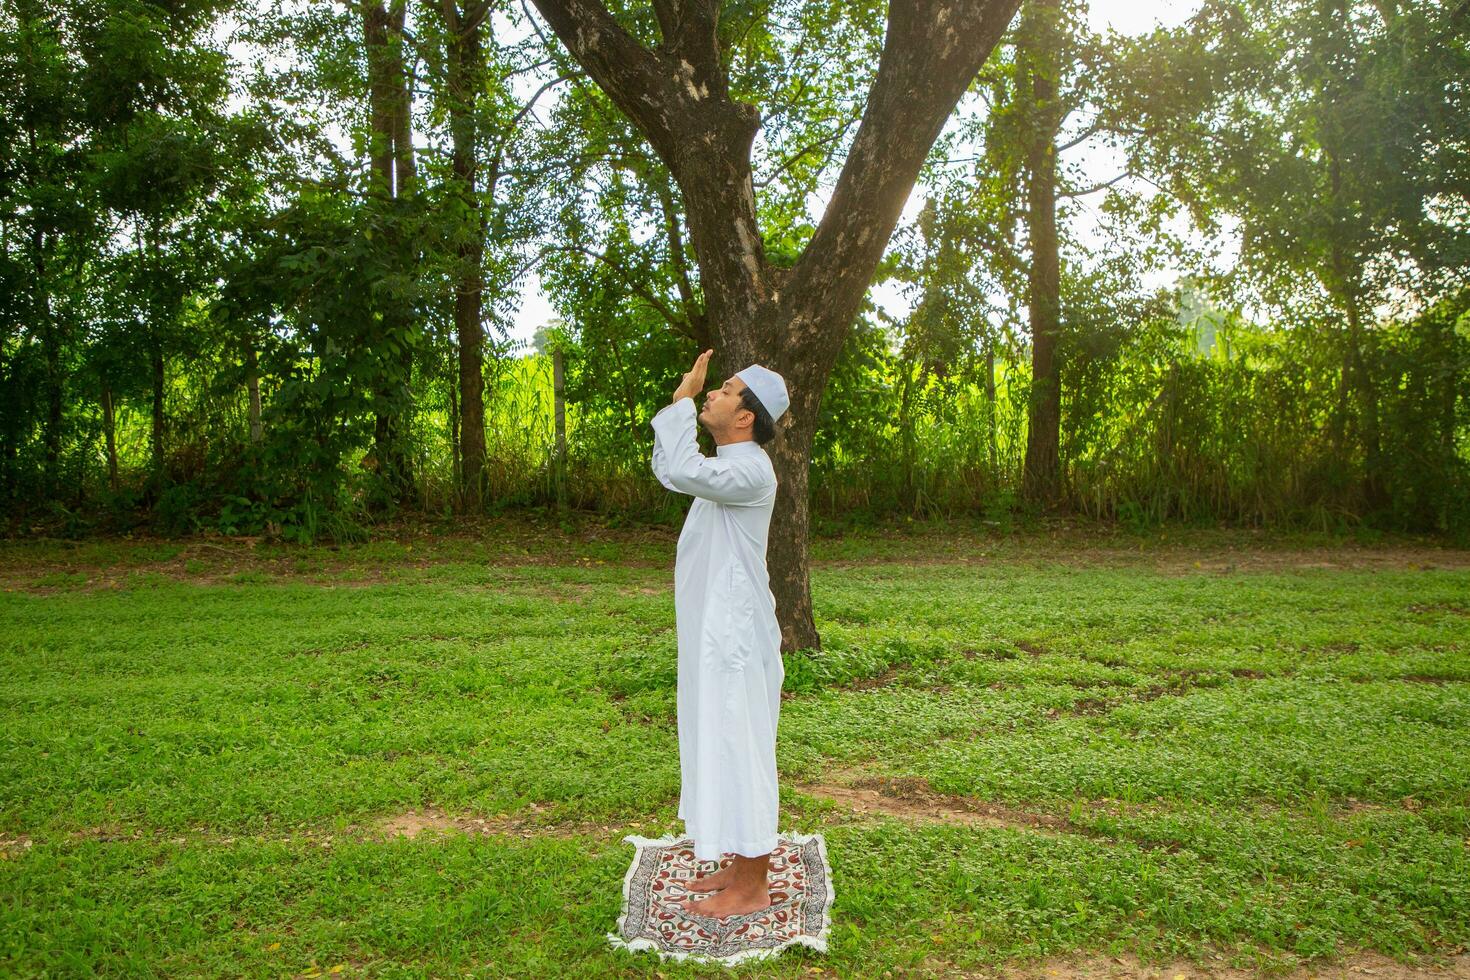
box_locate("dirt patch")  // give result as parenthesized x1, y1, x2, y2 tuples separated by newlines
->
(7, 524, 1467, 595)
(67, 823, 145, 844)
(795, 765, 1073, 835)
(917, 948, 1470, 979)
(796, 762, 1419, 836)
(1409, 602, 1470, 617)
(0, 521, 675, 594)
(1056, 697, 1112, 717)
(367, 804, 636, 842)
(843, 663, 911, 691)
(1350, 674, 1463, 685)
(373, 808, 470, 839)
(48, 804, 646, 852)
(0, 833, 34, 857)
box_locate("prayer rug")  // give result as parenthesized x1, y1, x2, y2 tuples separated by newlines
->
(606, 830, 835, 967)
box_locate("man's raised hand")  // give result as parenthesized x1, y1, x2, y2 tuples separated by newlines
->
(673, 349, 714, 405)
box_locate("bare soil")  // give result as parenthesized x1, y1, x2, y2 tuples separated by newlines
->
(912, 948, 1470, 979)
(3, 522, 1467, 594)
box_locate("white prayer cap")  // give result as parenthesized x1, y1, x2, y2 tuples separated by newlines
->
(735, 364, 790, 423)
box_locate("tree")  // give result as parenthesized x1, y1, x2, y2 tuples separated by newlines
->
(428, 1, 566, 509)
(1112, 0, 1470, 515)
(524, 0, 1022, 651)
(361, 0, 420, 506)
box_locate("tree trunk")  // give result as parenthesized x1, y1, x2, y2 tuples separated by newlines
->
(445, 0, 489, 508)
(244, 334, 263, 444)
(985, 342, 997, 474)
(1345, 300, 1386, 513)
(388, 0, 417, 503)
(30, 224, 61, 491)
(101, 380, 118, 492)
(363, 0, 417, 506)
(553, 344, 568, 510)
(151, 345, 166, 482)
(1019, 0, 1064, 507)
(449, 354, 461, 497)
(529, 0, 1021, 651)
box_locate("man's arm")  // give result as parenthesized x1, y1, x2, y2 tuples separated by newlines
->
(649, 397, 774, 506)
(650, 408, 679, 492)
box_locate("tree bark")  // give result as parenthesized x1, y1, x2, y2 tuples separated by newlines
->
(151, 344, 166, 482)
(244, 334, 263, 444)
(1018, 0, 1064, 507)
(1345, 299, 1386, 513)
(985, 342, 997, 474)
(363, 0, 417, 506)
(30, 223, 62, 491)
(449, 353, 461, 496)
(553, 344, 568, 509)
(101, 380, 118, 492)
(528, 0, 1021, 651)
(444, 0, 490, 507)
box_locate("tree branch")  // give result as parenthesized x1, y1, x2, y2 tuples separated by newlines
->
(1056, 118, 1101, 154)
(652, 172, 699, 317)
(523, 0, 682, 153)
(550, 243, 688, 331)
(1058, 170, 1133, 198)
(754, 115, 861, 189)
(650, 0, 677, 45)
(786, 0, 1022, 349)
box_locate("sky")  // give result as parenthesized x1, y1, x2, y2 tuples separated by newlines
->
(501, 0, 1207, 353)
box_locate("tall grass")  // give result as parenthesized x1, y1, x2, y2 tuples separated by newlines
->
(23, 294, 1469, 539)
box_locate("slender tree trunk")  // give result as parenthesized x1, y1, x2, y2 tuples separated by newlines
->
(151, 344, 166, 481)
(1019, 0, 1064, 507)
(244, 335, 263, 444)
(553, 344, 568, 510)
(445, 0, 489, 508)
(30, 224, 62, 490)
(1440, 315, 1458, 463)
(449, 354, 461, 499)
(985, 342, 997, 474)
(101, 381, 118, 492)
(363, 2, 396, 194)
(553, 346, 568, 461)
(363, 0, 417, 506)
(1345, 300, 1386, 512)
(388, 0, 417, 503)
(1332, 344, 1351, 457)
(552, 345, 570, 511)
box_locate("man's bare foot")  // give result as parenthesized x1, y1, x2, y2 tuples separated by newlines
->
(685, 859, 737, 893)
(675, 885, 773, 919)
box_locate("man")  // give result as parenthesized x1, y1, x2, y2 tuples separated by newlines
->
(648, 348, 790, 919)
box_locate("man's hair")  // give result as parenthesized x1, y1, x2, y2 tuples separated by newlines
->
(737, 386, 777, 445)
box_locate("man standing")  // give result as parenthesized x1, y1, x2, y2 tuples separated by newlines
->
(649, 348, 790, 919)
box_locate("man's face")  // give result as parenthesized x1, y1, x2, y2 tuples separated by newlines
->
(698, 375, 751, 435)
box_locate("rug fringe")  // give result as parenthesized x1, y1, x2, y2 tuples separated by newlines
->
(606, 932, 826, 967)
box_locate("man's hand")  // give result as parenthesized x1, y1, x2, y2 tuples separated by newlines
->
(673, 348, 714, 405)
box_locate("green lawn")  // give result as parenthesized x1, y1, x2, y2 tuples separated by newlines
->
(2, 520, 1468, 977)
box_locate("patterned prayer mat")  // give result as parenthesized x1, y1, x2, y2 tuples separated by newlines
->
(606, 830, 835, 967)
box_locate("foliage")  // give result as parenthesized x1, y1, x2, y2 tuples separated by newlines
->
(0, 0, 1466, 539)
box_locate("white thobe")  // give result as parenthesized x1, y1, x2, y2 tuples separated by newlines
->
(649, 396, 784, 862)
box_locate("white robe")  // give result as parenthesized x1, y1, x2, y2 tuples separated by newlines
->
(649, 396, 784, 862)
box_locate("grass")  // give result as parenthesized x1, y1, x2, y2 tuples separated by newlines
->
(1, 519, 1468, 977)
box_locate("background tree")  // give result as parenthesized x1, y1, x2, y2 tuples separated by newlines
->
(1111, 0, 1470, 517)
